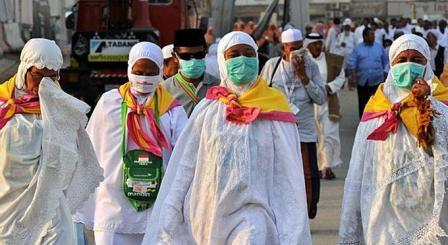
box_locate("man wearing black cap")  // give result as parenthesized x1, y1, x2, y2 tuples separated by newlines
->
(162, 29, 220, 116)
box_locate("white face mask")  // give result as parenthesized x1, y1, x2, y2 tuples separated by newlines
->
(128, 73, 162, 94)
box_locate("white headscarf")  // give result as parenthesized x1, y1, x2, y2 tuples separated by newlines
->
(16, 38, 63, 90)
(384, 34, 435, 103)
(217, 31, 258, 95)
(128, 41, 163, 77)
(388, 34, 431, 62)
(127, 42, 163, 96)
(303, 32, 324, 49)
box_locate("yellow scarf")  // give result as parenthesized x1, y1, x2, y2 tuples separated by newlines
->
(0, 75, 41, 129)
(206, 77, 296, 124)
(362, 77, 448, 140)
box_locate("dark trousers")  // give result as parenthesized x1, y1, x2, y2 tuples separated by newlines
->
(357, 84, 380, 119)
(300, 142, 320, 219)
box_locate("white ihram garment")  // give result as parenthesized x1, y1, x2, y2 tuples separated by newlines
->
(312, 53, 345, 170)
(141, 31, 311, 245)
(0, 79, 103, 244)
(142, 99, 311, 245)
(339, 96, 448, 244)
(339, 34, 448, 244)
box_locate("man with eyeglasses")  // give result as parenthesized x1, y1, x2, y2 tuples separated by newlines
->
(162, 29, 220, 116)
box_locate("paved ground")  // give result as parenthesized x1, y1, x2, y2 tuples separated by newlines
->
(310, 87, 359, 245)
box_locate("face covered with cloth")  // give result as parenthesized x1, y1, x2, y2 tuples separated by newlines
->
(0, 38, 103, 244)
(141, 31, 312, 245)
(338, 34, 448, 244)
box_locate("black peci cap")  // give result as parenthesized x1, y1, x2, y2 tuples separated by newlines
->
(173, 29, 206, 48)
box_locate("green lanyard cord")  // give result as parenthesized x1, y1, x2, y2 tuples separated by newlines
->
(121, 92, 160, 157)
(175, 73, 196, 95)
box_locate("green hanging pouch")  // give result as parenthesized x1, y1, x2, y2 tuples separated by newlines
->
(121, 94, 163, 212)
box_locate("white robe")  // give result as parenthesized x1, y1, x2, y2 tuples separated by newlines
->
(374, 28, 387, 45)
(0, 79, 103, 245)
(312, 53, 345, 170)
(142, 98, 311, 245)
(339, 98, 448, 244)
(354, 25, 366, 45)
(326, 26, 340, 54)
(334, 32, 356, 66)
(73, 89, 188, 245)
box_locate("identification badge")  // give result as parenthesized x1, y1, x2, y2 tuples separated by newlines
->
(289, 103, 300, 115)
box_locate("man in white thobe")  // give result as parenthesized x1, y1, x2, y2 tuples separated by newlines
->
(334, 18, 356, 69)
(305, 33, 345, 180)
(326, 17, 341, 54)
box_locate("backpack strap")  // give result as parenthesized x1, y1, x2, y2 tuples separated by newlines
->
(269, 57, 282, 87)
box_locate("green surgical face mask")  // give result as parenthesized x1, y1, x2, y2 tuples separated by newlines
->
(179, 58, 206, 79)
(390, 62, 426, 90)
(225, 56, 259, 85)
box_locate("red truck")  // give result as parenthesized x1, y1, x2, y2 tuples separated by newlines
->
(61, 0, 191, 107)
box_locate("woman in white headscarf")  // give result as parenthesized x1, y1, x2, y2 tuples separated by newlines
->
(0, 39, 103, 244)
(73, 42, 188, 245)
(142, 31, 311, 245)
(339, 34, 448, 244)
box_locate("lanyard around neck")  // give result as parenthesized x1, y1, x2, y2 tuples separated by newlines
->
(175, 73, 200, 104)
(280, 61, 296, 102)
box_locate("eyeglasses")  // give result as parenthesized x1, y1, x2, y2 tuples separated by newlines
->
(28, 71, 60, 81)
(175, 51, 206, 60)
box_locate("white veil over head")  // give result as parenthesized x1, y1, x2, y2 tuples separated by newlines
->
(16, 38, 63, 90)
(384, 34, 435, 103)
(217, 31, 258, 95)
